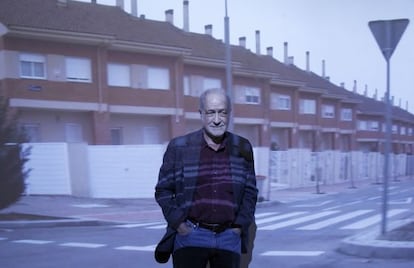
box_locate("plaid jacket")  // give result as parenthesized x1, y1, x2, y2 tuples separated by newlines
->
(155, 129, 258, 254)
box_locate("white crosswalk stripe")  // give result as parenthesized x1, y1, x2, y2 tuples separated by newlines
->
(259, 210, 339, 230)
(255, 212, 307, 225)
(146, 224, 167, 229)
(12, 239, 53, 245)
(340, 209, 407, 230)
(113, 208, 409, 232)
(255, 212, 279, 219)
(60, 242, 106, 248)
(297, 210, 372, 230)
(115, 222, 165, 228)
(115, 245, 156, 251)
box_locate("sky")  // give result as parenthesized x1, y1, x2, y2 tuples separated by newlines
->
(78, 0, 414, 113)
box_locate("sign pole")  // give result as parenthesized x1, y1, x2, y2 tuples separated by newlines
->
(368, 18, 409, 235)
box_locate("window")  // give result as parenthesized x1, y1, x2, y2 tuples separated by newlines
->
(245, 87, 260, 104)
(108, 63, 130, 87)
(183, 75, 221, 96)
(408, 128, 413, 136)
(392, 125, 398, 134)
(270, 93, 291, 110)
(340, 108, 352, 121)
(358, 120, 379, 131)
(66, 57, 91, 82)
(358, 120, 368, 130)
(203, 78, 221, 92)
(111, 128, 123, 145)
(183, 76, 190, 95)
(65, 123, 83, 143)
(400, 126, 406, 135)
(368, 121, 379, 131)
(321, 104, 335, 118)
(22, 123, 40, 142)
(147, 67, 170, 90)
(234, 86, 260, 104)
(299, 99, 316, 114)
(20, 53, 46, 79)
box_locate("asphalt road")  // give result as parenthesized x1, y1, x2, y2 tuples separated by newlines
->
(1, 181, 413, 268)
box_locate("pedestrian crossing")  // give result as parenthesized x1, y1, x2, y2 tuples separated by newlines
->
(116, 208, 409, 232)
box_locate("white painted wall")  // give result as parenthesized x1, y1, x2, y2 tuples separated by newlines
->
(88, 145, 165, 198)
(22, 143, 410, 199)
(269, 149, 407, 188)
(24, 143, 71, 195)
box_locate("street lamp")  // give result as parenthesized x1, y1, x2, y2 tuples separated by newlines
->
(224, 0, 233, 131)
(368, 18, 409, 235)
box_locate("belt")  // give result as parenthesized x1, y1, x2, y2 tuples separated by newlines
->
(188, 219, 240, 233)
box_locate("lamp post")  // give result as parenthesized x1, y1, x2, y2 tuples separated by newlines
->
(224, 0, 233, 131)
(368, 18, 409, 235)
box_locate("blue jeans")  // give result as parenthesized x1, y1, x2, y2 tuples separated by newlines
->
(173, 222, 241, 268)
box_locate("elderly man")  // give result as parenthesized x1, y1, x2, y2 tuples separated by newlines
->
(155, 88, 258, 268)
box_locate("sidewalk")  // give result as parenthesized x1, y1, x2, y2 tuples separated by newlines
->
(1, 178, 413, 259)
(0, 179, 373, 225)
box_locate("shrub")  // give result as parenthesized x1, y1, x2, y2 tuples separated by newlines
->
(0, 97, 31, 210)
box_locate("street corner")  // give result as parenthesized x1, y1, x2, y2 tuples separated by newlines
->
(337, 219, 414, 259)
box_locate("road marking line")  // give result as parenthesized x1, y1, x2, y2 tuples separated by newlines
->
(322, 200, 361, 210)
(292, 200, 333, 208)
(259, 211, 339, 230)
(389, 197, 412, 204)
(147, 224, 167, 229)
(341, 209, 407, 230)
(115, 245, 156, 251)
(71, 204, 109, 208)
(60, 242, 106, 248)
(297, 210, 372, 230)
(12, 239, 53, 245)
(256, 212, 307, 225)
(255, 212, 279, 218)
(115, 222, 165, 228)
(261, 250, 325, 257)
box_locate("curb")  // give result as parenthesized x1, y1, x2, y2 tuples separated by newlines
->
(0, 219, 114, 229)
(0, 200, 285, 229)
(338, 219, 414, 259)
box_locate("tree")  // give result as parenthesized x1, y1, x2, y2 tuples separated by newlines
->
(0, 96, 31, 210)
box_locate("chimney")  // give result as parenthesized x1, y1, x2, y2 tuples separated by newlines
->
(255, 30, 261, 55)
(399, 98, 402, 107)
(57, 0, 67, 7)
(322, 59, 326, 78)
(91, 0, 97, 4)
(340, 82, 345, 88)
(131, 0, 138, 16)
(353, 80, 357, 93)
(406, 100, 409, 110)
(205, 24, 212, 36)
(284, 42, 288, 64)
(239, 37, 246, 48)
(392, 96, 395, 105)
(364, 84, 368, 96)
(266, 47, 273, 57)
(374, 88, 378, 100)
(116, 0, 124, 10)
(306, 51, 310, 72)
(183, 0, 189, 32)
(165, 9, 174, 24)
